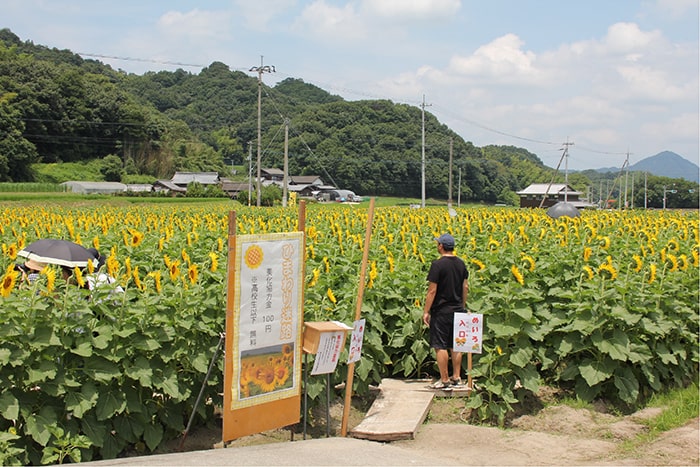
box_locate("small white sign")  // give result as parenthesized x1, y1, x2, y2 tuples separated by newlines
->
(347, 319, 366, 364)
(453, 312, 483, 354)
(311, 331, 345, 375)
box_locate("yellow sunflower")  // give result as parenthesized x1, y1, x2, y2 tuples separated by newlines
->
(582, 265, 594, 280)
(132, 266, 144, 291)
(187, 263, 198, 285)
(598, 263, 618, 280)
(631, 255, 643, 273)
(521, 254, 535, 272)
(470, 258, 486, 272)
(510, 265, 524, 286)
(583, 247, 592, 262)
(647, 264, 657, 284)
(1, 265, 19, 297)
(274, 363, 290, 386)
(208, 252, 218, 272)
(43, 267, 56, 294)
(307, 268, 320, 288)
(255, 366, 277, 393)
(327, 287, 337, 304)
(148, 270, 162, 293)
(666, 254, 678, 272)
(168, 260, 181, 282)
(73, 267, 85, 288)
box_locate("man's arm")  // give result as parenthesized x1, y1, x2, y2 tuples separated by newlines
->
(462, 279, 469, 308)
(423, 281, 437, 326)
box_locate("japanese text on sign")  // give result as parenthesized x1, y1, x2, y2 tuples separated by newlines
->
(453, 312, 483, 354)
(311, 331, 345, 375)
(347, 319, 366, 364)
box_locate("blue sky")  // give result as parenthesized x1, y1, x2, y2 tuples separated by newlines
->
(4, 0, 699, 170)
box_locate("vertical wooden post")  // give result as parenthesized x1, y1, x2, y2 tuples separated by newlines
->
(467, 352, 473, 396)
(340, 198, 376, 437)
(222, 211, 237, 443)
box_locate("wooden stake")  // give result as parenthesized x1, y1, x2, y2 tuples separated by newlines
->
(340, 198, 376, 437)
(467, 352, 473, 396)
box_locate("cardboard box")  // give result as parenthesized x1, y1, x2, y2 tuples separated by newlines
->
(303, 321, 352, 354)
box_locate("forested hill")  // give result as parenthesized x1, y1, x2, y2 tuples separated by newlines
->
(0, 28, 565, 202)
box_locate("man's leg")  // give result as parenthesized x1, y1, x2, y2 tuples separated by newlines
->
(451, 350, 463, 381)
(436, 348, 450, 382)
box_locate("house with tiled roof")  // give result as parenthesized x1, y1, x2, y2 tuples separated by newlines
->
(516, 183, 595, 209)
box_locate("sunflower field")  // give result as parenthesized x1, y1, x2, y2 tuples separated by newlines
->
(0, 201, 698, 464)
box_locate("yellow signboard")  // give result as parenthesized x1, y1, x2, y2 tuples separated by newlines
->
(223, 231, 304, 442)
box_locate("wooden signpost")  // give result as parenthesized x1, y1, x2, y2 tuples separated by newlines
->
(222, 203, 307, 442)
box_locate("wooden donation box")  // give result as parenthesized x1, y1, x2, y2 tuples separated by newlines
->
(303, 321, 350, 355)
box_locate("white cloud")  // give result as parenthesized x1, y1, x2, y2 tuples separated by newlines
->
(293, 1, 365, 41)
(360, 0, 461, 20)
(616, 65, 688, 101)
(157, 9, 233, 39)
(233, 0, 297, 31)
(447, 34, 546, 85)
(602, 22, 664, 54)
(653, 0, 699, 18)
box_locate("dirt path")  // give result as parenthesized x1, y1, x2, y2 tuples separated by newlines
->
(395, 405, 700, 466)
(167, 398, 699, 466)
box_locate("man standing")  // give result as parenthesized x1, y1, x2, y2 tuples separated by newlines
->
(422, 233, 469, 389)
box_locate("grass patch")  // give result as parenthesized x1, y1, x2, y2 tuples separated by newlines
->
(555, 396, 595, 411)
(638, 383, 699, 433)
(619, 382, 699, 452)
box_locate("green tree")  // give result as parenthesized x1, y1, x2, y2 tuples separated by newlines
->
(0, 91, 38, 181)
(100, 154, 124, 182)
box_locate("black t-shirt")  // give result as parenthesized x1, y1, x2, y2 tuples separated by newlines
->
(426, 255, 468, 314)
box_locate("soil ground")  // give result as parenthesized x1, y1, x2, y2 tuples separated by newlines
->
(162, 390, 699, 466)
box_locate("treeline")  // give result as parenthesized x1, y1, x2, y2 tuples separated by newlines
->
(0, 28, 697, 207)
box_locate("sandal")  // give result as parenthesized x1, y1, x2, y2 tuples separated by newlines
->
(450, 377, 463, 386)
(428, 380, 452, 390)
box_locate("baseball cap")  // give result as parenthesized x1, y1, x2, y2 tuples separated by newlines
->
(434, 233, 455, 249)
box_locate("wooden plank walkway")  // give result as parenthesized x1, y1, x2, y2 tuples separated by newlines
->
(349, 378, 471, 442)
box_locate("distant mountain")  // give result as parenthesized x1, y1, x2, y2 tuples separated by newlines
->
(596, 151, 699, 183)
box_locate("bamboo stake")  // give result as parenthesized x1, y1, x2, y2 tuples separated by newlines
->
(340, 198, 375, 437)
(467, 352, 473, 396)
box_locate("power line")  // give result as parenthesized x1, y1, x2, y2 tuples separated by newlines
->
(48, 52, 635, 161)
(77, 52, 205, 69)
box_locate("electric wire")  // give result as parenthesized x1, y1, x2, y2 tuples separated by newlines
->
(29, 51, 635, 176)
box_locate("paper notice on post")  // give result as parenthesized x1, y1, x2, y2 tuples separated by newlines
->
(347, 319, 366, 364)
(311, 330, 345, 375)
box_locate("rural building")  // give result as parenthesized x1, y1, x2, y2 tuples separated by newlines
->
(221, 180, 251, 198)
(153, 180, 186, 195)
(61, 181, 127, 195)
(125, 184, 153, 193)
(516, 183, 595, 209)
(290, 175, 324, 186)
(170, 172, 220, 188)
(260, 168, 285, 181)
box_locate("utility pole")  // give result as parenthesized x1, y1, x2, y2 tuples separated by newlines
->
(623, 151, 630, 209)
(458, 167, 462, 208)
(420, 95, 431, 208)
(644, 172, 648, 209)
(282, 119, 289, 208)
(562, 138, 574, 202)
(630, 172, 635, 209)
(250, 56, 275, 207)
(448, 138, 453, 210)
(247, 141, 253, 207)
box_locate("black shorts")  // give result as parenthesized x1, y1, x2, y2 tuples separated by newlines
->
(429, 311, 454, 350)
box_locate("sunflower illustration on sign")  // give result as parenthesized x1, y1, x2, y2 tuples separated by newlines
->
(239, 344, 295, 398)
(244, 244, 263, 269)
